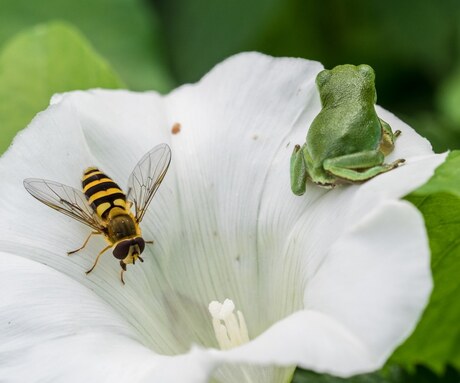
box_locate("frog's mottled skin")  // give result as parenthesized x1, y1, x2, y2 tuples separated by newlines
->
(290, 64, 405, 195)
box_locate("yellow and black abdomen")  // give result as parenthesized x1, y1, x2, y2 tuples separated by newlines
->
(82, 167, 127, 219)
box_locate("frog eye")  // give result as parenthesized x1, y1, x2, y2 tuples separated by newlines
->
(358, 64, 375, 81)
(316, 69, 331, 88)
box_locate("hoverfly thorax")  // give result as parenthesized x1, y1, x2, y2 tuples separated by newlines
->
(24, 143, 171, 285)
(107, 212, 139, 242)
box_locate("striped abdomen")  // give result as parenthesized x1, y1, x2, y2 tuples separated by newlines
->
(82, 167, 127, 219)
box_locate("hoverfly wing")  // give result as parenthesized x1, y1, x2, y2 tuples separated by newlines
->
(23, 178, 105, 232)
(126, 143, 171, 223)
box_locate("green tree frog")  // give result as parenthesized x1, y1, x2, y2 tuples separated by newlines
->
(290, 64, 405, 195)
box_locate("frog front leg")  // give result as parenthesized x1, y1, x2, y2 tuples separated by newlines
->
(323, 150, 405, 183)
(379, 118, 401, 155)
(290, 144, 310, 195)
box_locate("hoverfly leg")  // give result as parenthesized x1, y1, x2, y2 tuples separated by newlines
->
(85, 245, 112, 275)
(120, 261, 127, 285)
(145, 240, 154, 245)
(68, 231, 99, 256)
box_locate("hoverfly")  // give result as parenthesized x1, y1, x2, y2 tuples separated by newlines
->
(24, 143, 171, 284)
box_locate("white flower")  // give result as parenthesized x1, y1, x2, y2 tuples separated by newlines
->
(0, 53, 446, 383)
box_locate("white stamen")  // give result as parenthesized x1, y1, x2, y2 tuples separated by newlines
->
(208, 299, 249, 350)
(208, 301, 222, 318)
(220, 299, 235, 319)
(237, 310, 250, 343)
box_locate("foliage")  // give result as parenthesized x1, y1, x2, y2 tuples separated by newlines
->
(0, 0, 173, 91)
(293, 365, 460, 383)
(391, 151, 460, 371)
(0, 22, 122, 153)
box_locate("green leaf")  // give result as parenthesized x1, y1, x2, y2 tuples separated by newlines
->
(292, 365, 460, 383)
(391, 151, 460, 371)
(0, 22, 123, 154)
(292, 369, 387, 383)
(0, 0, 173, 91)
(410, 151, 460, 198)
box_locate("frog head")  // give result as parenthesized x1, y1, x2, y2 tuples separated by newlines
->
(316, 64, 377, 107)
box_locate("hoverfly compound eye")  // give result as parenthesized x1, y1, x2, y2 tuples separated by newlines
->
(113, 240, 131, 260)
(135, 237, 145, 253)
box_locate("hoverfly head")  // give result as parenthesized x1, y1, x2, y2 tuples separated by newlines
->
(113, 237, 145, 265)
(115, 237, 146, 285)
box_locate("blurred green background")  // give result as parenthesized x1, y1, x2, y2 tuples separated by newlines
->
(2, 0, 460, 154)
(1, 1, 460, 382)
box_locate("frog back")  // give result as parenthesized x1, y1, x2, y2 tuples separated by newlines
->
(306, 102, 382, 163)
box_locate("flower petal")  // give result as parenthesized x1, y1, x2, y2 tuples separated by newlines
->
(0, 88, 191, 354)
(154, 53, 444, 376)
(159, 52, 323, 334)
(0, 52, 446, 382)
(303, 199, 433, 372)
(212, 199, 433, 376)
(0, 254, 215, 383)
(0, 53, 326, 378)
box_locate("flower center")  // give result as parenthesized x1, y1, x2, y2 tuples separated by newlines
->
(208, 298, 249, 350)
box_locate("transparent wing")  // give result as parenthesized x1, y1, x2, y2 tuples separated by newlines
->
(23, 178, 106, 232)
(127, 143, 171, 223)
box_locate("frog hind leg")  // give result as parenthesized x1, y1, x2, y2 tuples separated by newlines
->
(323, 150, 405, 183)
(290, 144, 310, 195)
